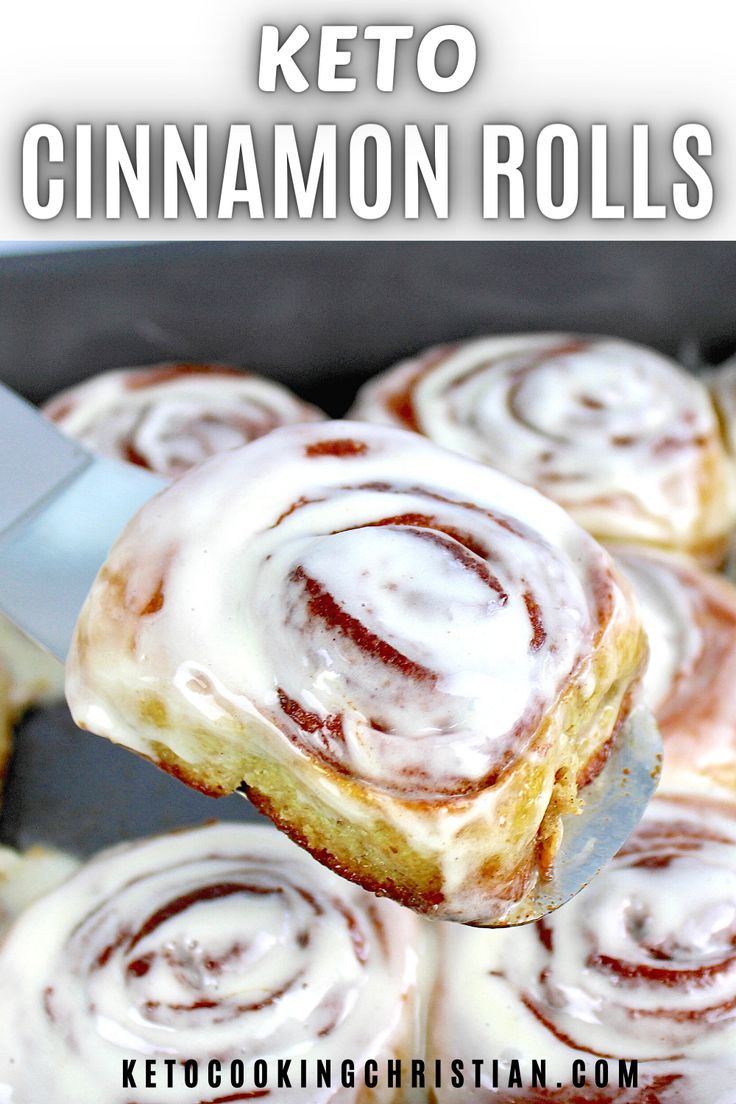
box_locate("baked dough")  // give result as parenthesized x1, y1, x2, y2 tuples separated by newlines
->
(66, 421, 646, 924)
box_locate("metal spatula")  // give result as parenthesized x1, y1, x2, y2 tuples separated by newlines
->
(0, 380, 661, 925)
(499, 704, 661, 926)
(0, 381, 165, 660)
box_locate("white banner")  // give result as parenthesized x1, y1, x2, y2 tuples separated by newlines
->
(1, 0, 734, 239)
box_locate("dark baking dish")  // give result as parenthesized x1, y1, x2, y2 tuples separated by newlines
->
(1, 240, 734, 856)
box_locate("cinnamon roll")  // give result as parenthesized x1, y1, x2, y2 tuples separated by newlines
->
(43, 362, 326, 479)
(5, 363, 318, 794)
(614, 547, 736, 792)
(3, 362, 321, 797)
(0, 822, 419, 1103)
(429, 794, 736, 1102)
(0, 844, 78, 935)
(350, 335, 734, 565)
(0, 665, 11, 800)
(66, 421, 646, 924)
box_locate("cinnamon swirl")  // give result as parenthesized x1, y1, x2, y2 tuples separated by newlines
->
(0, 362, 322, 798)
(43, 362, 326, 478)
(0, 822, 418, 1103)
(614, 547, 736, 792)
(350, 335, 734, 565)
(66, 421, 646, 924)
(429, 794, 736, 1102)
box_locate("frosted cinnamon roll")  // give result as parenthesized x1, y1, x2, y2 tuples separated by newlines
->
(43, 362, 326, 479)
(66, 421, 646, 924)
(0, 844, 78, 935)
(350, 335, 734, 565)
(0, 667, 11, 800)
(614, 547, 736, 792)
(0, 822, 418, 1103)
(2, 363, 319, 790)
(429, 794, 736, 1103)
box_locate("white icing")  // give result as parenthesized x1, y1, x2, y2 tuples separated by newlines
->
(44, 365, 325, 479)
(709, 358, 736, 455)
(15, 365, 318, 718)
(66, 421, 624, 799)
(352, 335, 731, 548)
(0, 845, 78, 936)
(431, 796, 736, 1103)
(614, 549, 700, 712)
(615, 547, 736, 782)
(0, 823, 417, 1104)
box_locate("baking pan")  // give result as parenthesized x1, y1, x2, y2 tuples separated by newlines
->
(1, 240, 735, 857)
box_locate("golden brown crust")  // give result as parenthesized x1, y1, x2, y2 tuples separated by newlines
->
(79, 601, 646, 924)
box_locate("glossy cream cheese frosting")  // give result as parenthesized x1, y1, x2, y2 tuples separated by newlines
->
(44, 363, 326, 479)
(0, 823, 418, 1104)
(351, 334, 734, 556)
(614, 547, 736, 789)
(67, 421, 632, 799)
